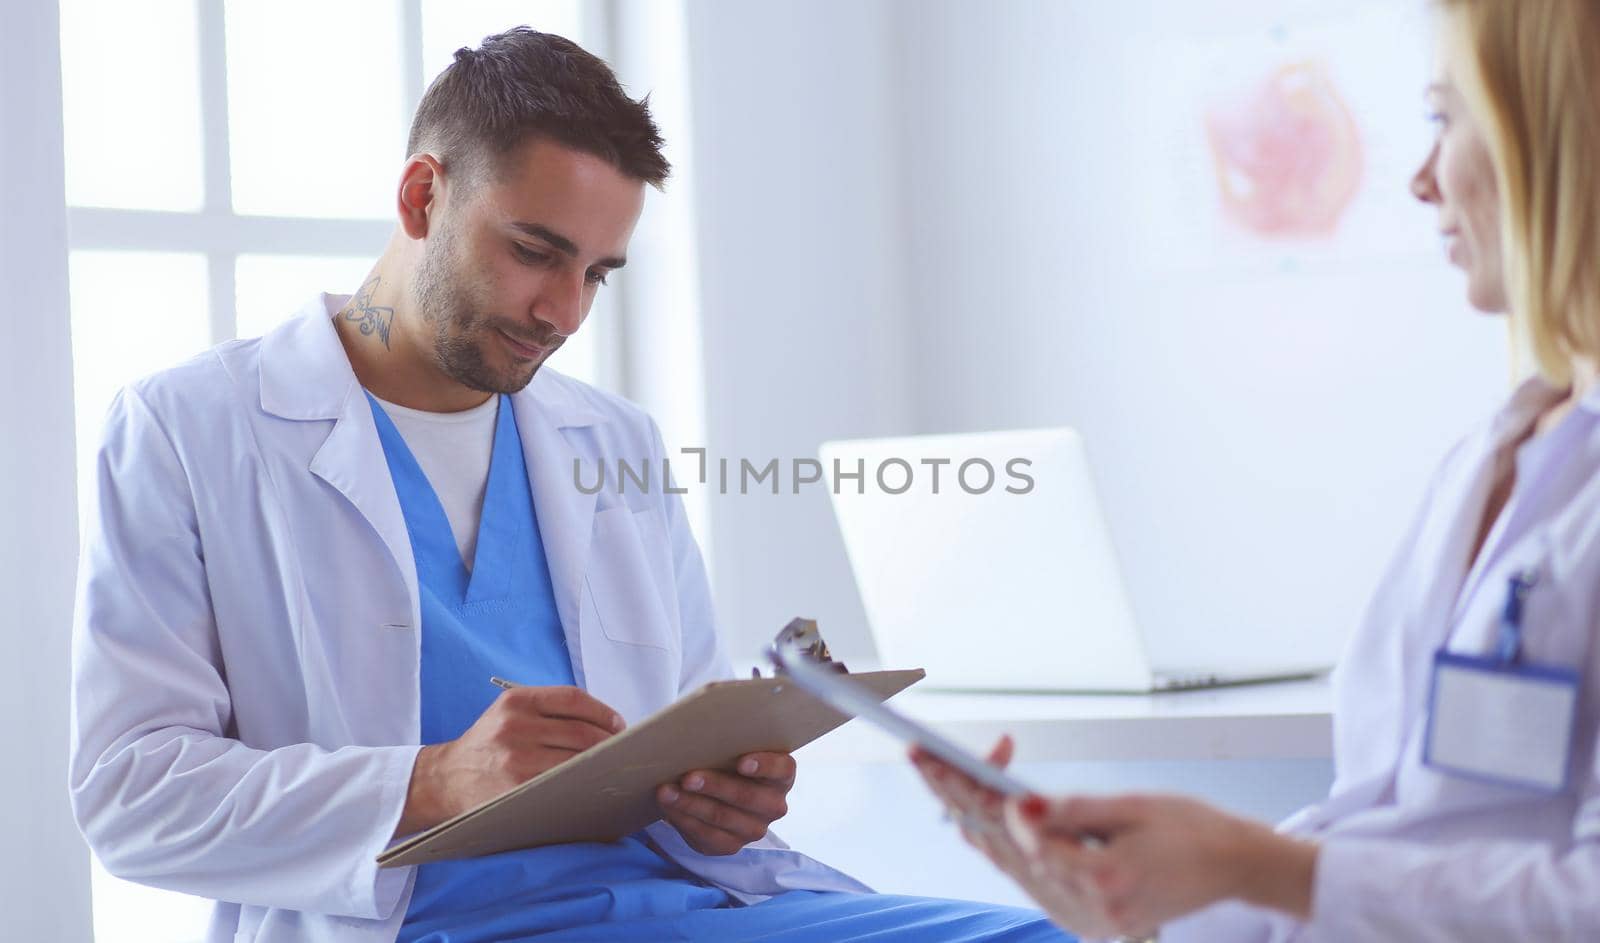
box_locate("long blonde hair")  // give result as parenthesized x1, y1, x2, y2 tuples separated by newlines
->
(1440, 0, 1600, 384)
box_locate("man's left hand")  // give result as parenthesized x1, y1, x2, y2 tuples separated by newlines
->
(656, 751, 796, 855)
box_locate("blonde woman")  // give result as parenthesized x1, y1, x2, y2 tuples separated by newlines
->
(914, 1, 1600, 940)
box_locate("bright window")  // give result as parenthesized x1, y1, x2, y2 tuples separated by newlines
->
(60, 1, 589, 939)
(234, 253, 378, 338)
(225, 0, 407, 219)
(59, 0, 204, 212)
(421, 0, 585, 78)
(68, 251, 211, 504)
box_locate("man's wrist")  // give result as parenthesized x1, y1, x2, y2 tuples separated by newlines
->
(395, 743, 452, 839)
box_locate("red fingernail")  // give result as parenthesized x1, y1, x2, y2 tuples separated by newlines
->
(1021, 795, 1047, 820)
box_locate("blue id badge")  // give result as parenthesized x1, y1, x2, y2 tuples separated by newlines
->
(1423, 571, 1580, 793)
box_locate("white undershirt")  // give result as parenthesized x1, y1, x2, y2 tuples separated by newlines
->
(371, 392, 500, 571)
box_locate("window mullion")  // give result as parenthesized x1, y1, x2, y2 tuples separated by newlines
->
(591, 0, 629, 395)
(399, 0, 424, 128)
(196, 0, 236, 343)
(66, 207, 392, 257)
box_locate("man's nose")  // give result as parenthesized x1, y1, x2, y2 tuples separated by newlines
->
(536, 271, 585, 337)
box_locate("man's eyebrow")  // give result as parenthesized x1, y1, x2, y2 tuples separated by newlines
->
(510, 221, 627, 269)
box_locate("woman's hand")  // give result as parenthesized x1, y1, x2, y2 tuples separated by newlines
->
(910, 737, 1126, 938)
(1002, 790, 1320, 938)
(911, 736, 1320, 939)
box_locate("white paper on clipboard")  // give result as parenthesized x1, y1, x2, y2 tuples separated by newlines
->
(770, 645, 1039, 796)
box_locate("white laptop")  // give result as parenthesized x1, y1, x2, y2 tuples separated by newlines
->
(820, 428, 1328, 693)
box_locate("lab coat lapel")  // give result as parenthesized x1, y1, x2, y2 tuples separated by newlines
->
(510, 375, 604, 688)
(260, 296, 421, 632)
(307, 386, 421, 627)
(1445, 379, 1568, 614)
(1410, 435, 1497, 651)
(261, 302, 603, 686)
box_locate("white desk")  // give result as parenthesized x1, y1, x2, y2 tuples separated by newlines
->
(796, 676, 1334, 765)
(782, 676, 1336, 906)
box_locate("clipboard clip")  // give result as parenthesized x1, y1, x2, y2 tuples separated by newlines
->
(753, 617, 849, 677)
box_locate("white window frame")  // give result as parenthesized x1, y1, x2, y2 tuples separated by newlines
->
(1, 0, 95, 939)
(65, 0, 631, 399)
(26, 0, 705, 935)
(67, 0, 409, 351)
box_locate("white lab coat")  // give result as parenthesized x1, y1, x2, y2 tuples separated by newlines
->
(68, 296, 870, 943)
(1165, 377, 1600, 941)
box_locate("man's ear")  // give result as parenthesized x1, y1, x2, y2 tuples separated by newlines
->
(397, 154, 447, 240)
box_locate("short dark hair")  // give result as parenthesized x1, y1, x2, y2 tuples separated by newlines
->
(406, 27, 670, 189)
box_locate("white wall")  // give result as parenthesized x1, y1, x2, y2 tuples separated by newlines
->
(0, 1, 94, 938)
(685, 0, 1509, 671)
(685, 0, 915, 664)
(888, 0, 1507, 669)
(671, 3, 1500, 902)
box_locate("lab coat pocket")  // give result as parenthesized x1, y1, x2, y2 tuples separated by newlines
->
(585, 506, 678, 652)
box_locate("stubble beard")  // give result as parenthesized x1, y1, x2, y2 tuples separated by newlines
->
(411, 232, 541, 396)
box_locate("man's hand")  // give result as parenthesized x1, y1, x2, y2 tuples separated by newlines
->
(654, 751, 796, 855)
(395, 685, 626, 838)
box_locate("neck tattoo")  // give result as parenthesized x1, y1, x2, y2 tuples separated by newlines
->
(339, 274, 396, 349)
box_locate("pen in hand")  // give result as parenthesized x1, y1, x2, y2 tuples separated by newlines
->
(490, 676, 626, 733)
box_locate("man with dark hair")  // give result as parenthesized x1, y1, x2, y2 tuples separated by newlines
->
(407, 29, 671, 189)
(69, 28, 1064, 943)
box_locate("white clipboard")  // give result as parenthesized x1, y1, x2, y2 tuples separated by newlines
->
(770, 645, 1038, 796)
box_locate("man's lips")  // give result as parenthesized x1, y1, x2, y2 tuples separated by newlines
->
(499, 329, 553, 361)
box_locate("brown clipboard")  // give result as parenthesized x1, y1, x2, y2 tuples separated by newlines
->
(377, 667, 924, 868)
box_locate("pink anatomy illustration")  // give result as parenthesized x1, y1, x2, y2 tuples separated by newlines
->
(1203, 61, 1363, 239)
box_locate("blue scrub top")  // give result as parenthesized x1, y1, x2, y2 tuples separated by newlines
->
(367, 394, 730, 941)
(369, 393, 1066, 943)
